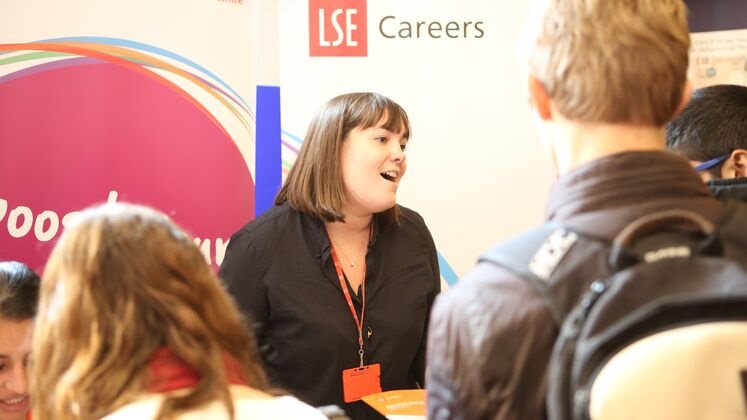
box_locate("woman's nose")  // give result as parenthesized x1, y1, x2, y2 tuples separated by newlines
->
(390, 144, 406, 162)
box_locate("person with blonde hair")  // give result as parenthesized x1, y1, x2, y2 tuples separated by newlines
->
(425, 0, 743, 419)
(0, 261, 39, 420)
(31, 203, 327, 420)
(220, 92, 440, 419)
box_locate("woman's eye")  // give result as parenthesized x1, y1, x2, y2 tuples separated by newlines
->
(400, 144, 407, 152)
(375, 136, 387, 143)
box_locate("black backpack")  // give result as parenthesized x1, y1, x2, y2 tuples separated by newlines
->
(480, 202, 747, 420)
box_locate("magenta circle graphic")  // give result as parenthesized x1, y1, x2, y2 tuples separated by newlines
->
(0, 61, 254, 271)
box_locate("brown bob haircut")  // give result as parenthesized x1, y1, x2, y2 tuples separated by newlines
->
(32, 203, 268, 420)
(275, 92, 411, 223)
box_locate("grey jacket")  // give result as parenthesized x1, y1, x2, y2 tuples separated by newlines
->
(426, 151, 723, 420)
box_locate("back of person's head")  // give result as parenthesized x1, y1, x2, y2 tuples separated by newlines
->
(666, 84, 747, 178)
(275, 92, 410, 223)
(0, 261, 39, 321)
(522, 0, 690, 126)
(32, 203, 268, 420)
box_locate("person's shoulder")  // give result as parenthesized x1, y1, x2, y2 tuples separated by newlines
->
(392, 204, 432, 238)
(223, 204, 306, 259)
(233, 395, 328, 419)
(384, 205, 437, 252)
(396, 204, 425, 224)
(231, 202, 316, 244)
(434, 256, 551, 327)
(429, 259, 555, 371)
(235, 202, 299, 236)
(101, 394, 164, 419)
(102, 393, 234, 420)
(103, 391, 328, 420)
(438, 262, 525, 308)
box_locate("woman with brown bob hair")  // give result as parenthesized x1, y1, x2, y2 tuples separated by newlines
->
(220, 92, 441, 419)
(31, 203, 327, 420)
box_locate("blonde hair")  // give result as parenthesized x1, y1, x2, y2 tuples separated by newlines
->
(275, 92, 410, 223)
(32, 203, 268, 420)
(522, 0, 690, 125)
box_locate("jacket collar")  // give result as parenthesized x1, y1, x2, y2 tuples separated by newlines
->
(707, 177, 747, 202)
(547, 151, 712, 222)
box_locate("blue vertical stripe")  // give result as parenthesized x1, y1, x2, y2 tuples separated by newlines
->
(438, 251, 459, 286)
(255, 85, 282, 218)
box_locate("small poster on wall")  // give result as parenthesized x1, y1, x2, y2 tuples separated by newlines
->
(690, 29, 747, 88)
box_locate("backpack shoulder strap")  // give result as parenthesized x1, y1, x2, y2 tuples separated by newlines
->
(479, 224, 584, 324)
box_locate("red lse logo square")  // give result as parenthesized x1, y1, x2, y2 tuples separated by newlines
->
(309, 0, 367, 57)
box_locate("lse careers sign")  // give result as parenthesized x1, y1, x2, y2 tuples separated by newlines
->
(309, 0, 367, 56)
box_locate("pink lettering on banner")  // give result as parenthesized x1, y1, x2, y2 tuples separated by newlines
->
(0, 61, 253, 272)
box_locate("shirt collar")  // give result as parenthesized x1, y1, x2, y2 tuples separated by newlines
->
(302, 209, 382, 263)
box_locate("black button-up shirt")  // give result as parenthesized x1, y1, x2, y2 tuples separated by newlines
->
(220, 202, 440, 419)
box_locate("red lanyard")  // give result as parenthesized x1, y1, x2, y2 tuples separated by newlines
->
(327, 233, 367, 367)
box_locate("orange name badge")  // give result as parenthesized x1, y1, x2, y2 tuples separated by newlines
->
(342, 363, 382, 403)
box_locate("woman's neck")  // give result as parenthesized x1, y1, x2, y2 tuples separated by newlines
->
(326, 212, 373, 235)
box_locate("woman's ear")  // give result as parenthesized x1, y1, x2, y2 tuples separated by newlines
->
(721, 149, 747, 179)
(528, 76, 552, 121)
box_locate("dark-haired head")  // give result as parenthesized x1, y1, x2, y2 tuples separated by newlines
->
(666, 84, 747, 179)
(0, 261, 40, 321)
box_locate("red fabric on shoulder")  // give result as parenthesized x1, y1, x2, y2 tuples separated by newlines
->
(146, 347, 247, 393)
